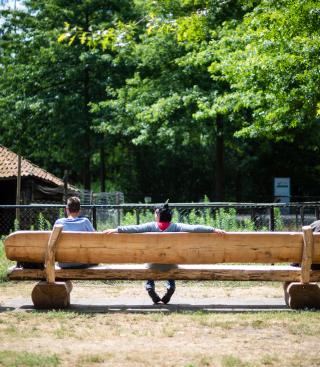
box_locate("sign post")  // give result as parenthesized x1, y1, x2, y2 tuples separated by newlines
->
(274, 177, 290, 214)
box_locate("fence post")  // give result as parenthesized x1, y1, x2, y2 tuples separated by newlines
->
(315, 206, 320, 221)
(300, 206, 305, 226)
(250, 208, 256, 230)
(116, 192, 121, 226)
(269, 206, 275, 231)
(136, 208, 140, 225)
(92, 205, 97, 230)
(295, 206, 299, 230)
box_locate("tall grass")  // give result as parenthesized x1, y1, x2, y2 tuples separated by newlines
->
(120, 207, 281, 232)
(12, 205, 284, 232)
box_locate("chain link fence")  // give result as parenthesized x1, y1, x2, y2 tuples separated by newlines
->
(1, 202, 320, 236)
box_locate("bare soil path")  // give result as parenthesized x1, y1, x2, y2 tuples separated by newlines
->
(1, 280, 286, 312)
(1, 281, 319, 367)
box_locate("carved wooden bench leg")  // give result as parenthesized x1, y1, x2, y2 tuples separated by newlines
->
(285, 226, 320, 309)
(287, 282, 320, 310)
(31, 280, 73, 309)
(31, 224, 74, 309)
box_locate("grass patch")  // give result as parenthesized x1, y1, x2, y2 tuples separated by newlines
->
(77, 354, 106, 365)
(260, 354, 280, 366)
(0, 301, 319, 367)
(287, 322, 317, 336)
(221, 355, 250, 367)
(0, 350, 60, 367)
(44, 310, 81, 320)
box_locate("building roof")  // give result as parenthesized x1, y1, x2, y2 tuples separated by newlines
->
(0, 145, 64, 186)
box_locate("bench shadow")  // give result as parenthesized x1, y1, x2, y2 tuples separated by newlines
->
(0, 306, 15, 313)
(17, 302, 290, 314)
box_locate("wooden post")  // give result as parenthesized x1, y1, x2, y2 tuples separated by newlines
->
(116, 192, 121, 226)
(301, 226, 313, 284)
(15, 154, 22, 226)
(45, 224, 63, 283)
(92, 205, 97, 230)
(295, 207, 299, 230)
(63, 170, 68, 204)
(300, 206, 305, 226)
(269, 206, 275, 231)
(286, 226, 320, 309)
(32, 224, 73, 309)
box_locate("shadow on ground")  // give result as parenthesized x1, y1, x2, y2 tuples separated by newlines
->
(0, 306, 15, 313)
(13, 302, 290, 313)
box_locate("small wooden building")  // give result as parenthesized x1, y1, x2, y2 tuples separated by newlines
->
(0, 145, 78, 234)
(0, 145, 78, 204)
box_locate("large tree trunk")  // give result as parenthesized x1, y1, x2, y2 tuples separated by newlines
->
(82, 12, 91, 190)
(215, 114, 224, 201)
(100, 142, 106, 192)
(235, 170, 242, 202)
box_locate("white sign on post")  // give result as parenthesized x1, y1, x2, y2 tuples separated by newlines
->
(274, 177, 290, 203)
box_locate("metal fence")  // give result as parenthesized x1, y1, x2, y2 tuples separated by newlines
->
(1, 202, 320, 236)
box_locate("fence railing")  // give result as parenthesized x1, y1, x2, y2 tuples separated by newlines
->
(0, 202, 320, 235)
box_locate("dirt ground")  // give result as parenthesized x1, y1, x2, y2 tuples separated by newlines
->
(0, 281, 320, 367)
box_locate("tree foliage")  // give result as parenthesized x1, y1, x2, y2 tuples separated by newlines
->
(209, 0, 320, 141)
(1, 0, 320, 201)
(0, 0, 136, 189)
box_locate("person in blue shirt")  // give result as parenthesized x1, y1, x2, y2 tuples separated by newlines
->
(55, 196, 97, 269)
(105, 201, 225, 304)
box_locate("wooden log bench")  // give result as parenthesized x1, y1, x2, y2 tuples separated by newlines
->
(4, 224, 320, 310)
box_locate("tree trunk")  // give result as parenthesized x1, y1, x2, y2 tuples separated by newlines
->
(82, 12, 91, 190)
(215, 115, 224, 201)
(100, 142, 106, 192)
(235, 170, 242, 202)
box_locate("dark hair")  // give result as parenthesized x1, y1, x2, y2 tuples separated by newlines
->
(155, 200, 172, 222)
(67, 196, 81, 213)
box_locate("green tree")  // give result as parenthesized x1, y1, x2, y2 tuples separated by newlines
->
(0, 0, 135, 190)
(209, 0, 320, 141)
(3, 0, 320, 201)
(80, 0, 259, 200)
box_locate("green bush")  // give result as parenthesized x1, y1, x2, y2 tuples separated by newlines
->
(37, 212, 52, 230)
(274, 207, 284, 231)
(120, 207, 260, 231)
(121, 209, 155, 226)
(0, 238, 14, 283)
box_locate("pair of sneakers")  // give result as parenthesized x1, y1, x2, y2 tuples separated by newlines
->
(148, 288, 175, 304)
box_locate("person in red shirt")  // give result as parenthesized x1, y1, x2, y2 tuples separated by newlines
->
(105, 201, 225, 304)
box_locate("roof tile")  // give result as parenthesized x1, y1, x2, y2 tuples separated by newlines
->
(0, 145, 64, 186)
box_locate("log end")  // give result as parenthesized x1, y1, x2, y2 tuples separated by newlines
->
(31, 281, 73, 309)
(287, 282, 320, 310)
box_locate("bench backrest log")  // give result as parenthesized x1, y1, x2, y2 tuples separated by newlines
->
(4, 229, 320, 265)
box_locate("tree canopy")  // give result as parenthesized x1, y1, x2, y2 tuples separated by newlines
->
(1, 0, 320, 202)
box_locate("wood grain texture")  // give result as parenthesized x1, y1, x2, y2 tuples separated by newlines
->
(7, 264, 320, 282)
(45, 224, 63, 283)
(5, 230, 320, 264)
(301, 226, 314, 284)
